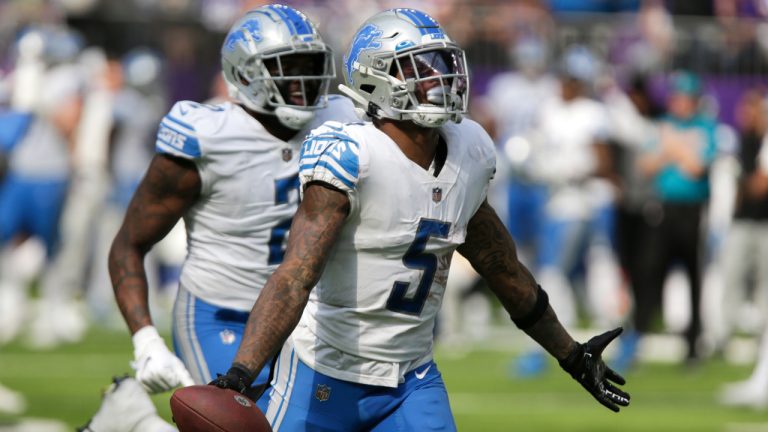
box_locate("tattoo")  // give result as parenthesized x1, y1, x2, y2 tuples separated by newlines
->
(109, 154, 201, 334)
(458, 201, 575, 360)
(234, 184, 350, 373)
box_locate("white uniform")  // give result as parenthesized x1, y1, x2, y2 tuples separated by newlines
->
(156, 95, 357, 311)
(292, 119, 496, 387)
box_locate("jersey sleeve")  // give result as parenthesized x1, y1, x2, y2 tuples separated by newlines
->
(155, 101, 203, 160)
(299, 121, 361, 194)
(468, 119, 497, 184)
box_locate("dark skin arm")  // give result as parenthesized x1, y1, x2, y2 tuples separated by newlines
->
(232, 183, 350, 374)
(109, 154, 201, 334)
(457, 200, 576, 360)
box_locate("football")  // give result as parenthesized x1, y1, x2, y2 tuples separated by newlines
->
(170, 385, 272, 432)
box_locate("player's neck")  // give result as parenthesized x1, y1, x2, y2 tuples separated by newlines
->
(376, 119, 440, 170)
(242, 105, 301, 142)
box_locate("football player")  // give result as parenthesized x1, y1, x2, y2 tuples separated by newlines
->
(213, 8, 630, 431)
(80, 4, 357, 432)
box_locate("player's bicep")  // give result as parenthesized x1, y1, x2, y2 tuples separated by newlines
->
(120, 154, 201, 249)
(278, 182, 349, 290)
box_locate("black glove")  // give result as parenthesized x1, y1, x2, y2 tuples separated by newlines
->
(209, 363, 267, 401)
(559, 327, 631, 412)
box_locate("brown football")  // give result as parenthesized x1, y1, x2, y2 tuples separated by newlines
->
(170, 385, 272, 432)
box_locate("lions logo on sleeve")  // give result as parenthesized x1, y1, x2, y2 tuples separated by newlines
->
(155, 101, 222, 159)
(299, 121, 361, 194)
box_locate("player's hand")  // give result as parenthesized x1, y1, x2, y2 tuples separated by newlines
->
(209, 363, 265, 401)
(131, 325, 195, 393)
(559, 327, 631, 412)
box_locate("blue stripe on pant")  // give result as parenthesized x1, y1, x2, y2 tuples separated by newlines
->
(172, 287, 271, 386)
(261, 343, 456, 431)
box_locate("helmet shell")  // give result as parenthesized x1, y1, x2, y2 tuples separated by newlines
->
(343, 8, 468, 127)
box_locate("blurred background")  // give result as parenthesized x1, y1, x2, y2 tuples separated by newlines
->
(2, 0, 768, 430)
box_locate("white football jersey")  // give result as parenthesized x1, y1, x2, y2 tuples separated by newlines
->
(155, 96, 357, 311)
(292, 119, 496, 387)
(530, 96, 610, 186)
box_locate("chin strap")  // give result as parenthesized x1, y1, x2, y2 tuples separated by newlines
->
(275, 106, 315, 130)
(233, 88, 315, 130)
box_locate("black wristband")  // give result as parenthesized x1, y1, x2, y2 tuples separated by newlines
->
(229, 362, 257, 387)
(512, 285, 549, 329)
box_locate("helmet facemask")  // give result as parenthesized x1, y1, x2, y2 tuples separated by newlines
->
(342, 44, 469, 128)
(388, 47, 468, 127)
(228, 47, 335, 129)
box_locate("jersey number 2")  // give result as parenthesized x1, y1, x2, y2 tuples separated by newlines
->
(268, 174, 300, 265)
(386, 218, 451, 315)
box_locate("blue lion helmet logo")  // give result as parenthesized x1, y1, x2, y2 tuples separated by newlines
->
(344, 24, 383, 85)
(224, 19, 263, 52)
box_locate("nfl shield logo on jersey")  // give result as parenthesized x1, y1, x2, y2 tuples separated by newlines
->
(315, 384, 331, 402)
(219, 329, 236, 345)
(282, 148, 293, 161)
(432, 187, 442, 203)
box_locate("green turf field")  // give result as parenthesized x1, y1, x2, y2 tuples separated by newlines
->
(0, 327, 766, 431)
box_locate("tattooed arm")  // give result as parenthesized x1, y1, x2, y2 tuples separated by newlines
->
(456, 200, 575, 360)
(458, 200, 631, 411)
(109, 154, 201, 335)
(231, 183, 349, 376)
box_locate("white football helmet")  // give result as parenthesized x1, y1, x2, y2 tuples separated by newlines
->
(221, 4, 335, 129)
(340, 8, 468, 128)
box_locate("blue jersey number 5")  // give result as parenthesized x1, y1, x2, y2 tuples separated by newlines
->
(268, 174, 300, 265)
(386, 218, 451, 315)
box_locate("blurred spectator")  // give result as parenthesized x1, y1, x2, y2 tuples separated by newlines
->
(714, 0, 768, 74)
(716, 90, 768, 351)
(638, 70, 718, 364)
(609, 0, 675, 82)
(476, 36, 558, 265)
(85, 48, 182, 331)
(29, 46, 116, 349)
(719, 120, 768, 409)
(603, 73, 664, 372)
(441, 36, 558, 348)
(512, 45, 623, 376)
(0, 60, 84, 347)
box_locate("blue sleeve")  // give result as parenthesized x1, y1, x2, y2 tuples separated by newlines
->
(0, 112, 33, 153)
(155, 101, 202, 159)
(299, 122, 360, 192)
